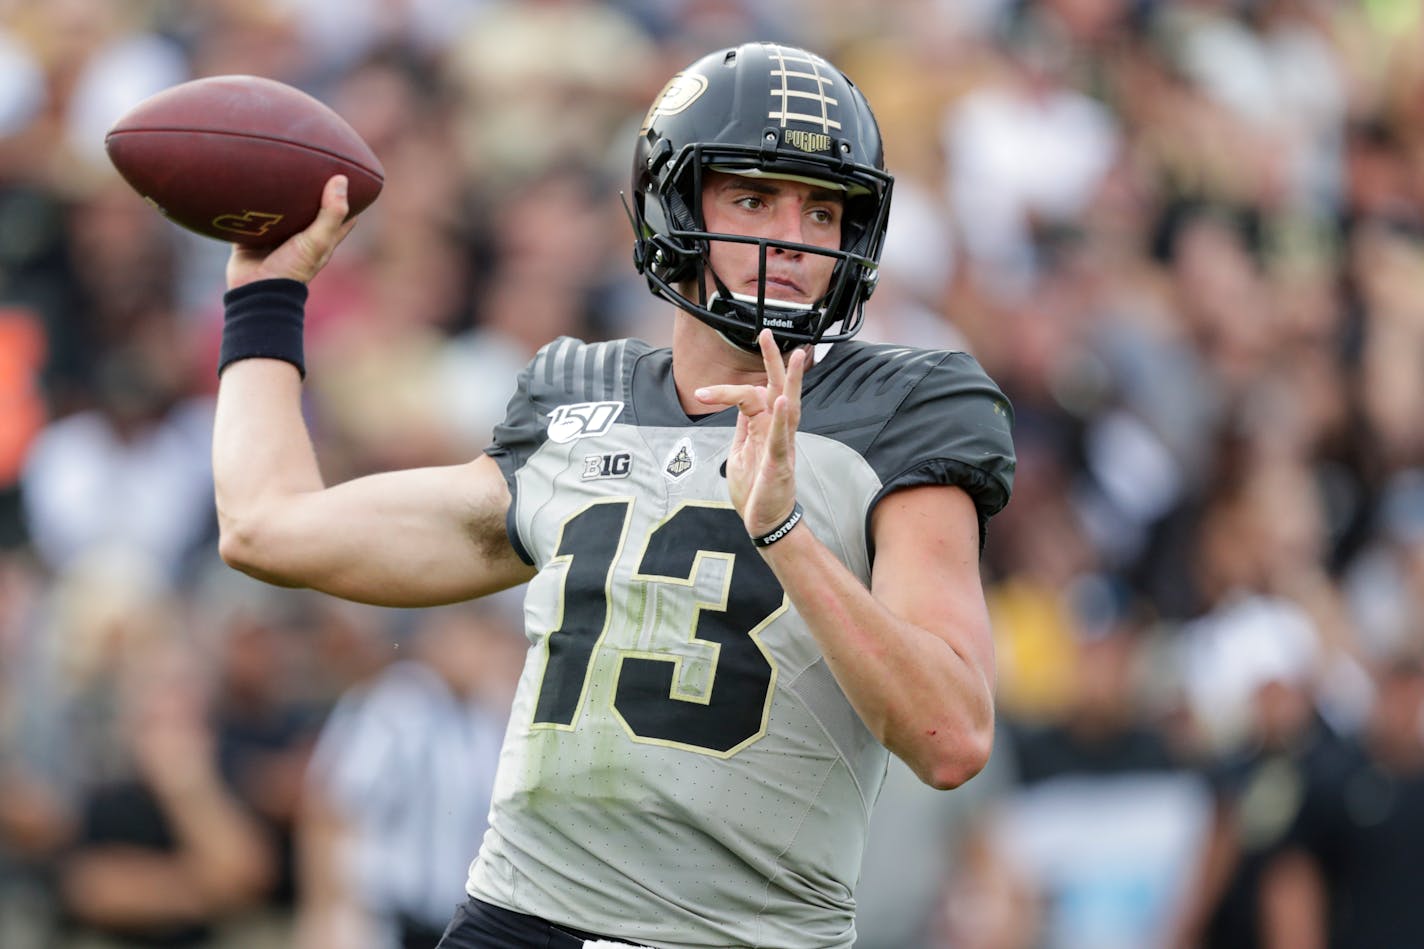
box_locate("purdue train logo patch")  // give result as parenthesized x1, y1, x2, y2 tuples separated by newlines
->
(664, 438, 695, 481)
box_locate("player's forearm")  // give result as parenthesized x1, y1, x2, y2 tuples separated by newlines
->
(758, 526, 994, 789)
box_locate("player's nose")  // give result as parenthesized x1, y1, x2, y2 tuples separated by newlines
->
(767, 203, 807, 255)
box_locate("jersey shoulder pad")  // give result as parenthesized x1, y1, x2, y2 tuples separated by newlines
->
(805, 342, 1015, 520)
(486, 337, 649, 566)
(486, 336, 646, 464)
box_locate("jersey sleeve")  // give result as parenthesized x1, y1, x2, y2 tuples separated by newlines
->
(485, 336, 640, 563)
(865, 350, 1015, 538)
(486, 351, 547, 473)
(484, 350, 547, 565)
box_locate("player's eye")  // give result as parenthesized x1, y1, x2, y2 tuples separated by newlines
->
(734, 195, 766, 211)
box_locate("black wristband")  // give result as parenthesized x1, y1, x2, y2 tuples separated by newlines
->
(750, 502, 804, 548)
(219, 278, 309, 378)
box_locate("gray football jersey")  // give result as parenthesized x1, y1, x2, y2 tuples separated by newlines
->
(467, 337, 1014, 948)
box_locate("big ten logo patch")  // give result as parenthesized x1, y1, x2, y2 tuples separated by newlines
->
(582, 451, 631, 481)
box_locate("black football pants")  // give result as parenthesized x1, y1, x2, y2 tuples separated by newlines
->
(436, 897, 649, 948)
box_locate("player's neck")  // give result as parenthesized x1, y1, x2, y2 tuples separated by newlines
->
(670, 310, 768, 415)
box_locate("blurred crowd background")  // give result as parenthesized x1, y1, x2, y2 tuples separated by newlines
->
(2, 0, 1423, 947)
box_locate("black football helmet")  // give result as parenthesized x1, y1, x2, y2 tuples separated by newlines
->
(628, 42, 894, 351)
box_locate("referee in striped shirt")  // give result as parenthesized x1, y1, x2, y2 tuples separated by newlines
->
(300, 601, 525, 949)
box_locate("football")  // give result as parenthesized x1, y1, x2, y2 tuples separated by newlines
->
(104, 75, 384, 247)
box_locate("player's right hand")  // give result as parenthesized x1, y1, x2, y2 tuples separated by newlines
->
(226, 175, 357, 290)
(696, 329, 806, 539)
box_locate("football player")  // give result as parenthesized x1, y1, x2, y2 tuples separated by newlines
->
(214, 41, 1015, 949)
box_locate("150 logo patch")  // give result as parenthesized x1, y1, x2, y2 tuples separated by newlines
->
(547, 401, 624, 444)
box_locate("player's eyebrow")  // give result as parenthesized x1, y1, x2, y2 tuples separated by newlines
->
(721, 178, 843, 204)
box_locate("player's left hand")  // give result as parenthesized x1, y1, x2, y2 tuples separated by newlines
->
(695, 330, 807, 538)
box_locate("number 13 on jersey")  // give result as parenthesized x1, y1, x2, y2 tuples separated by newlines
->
(530, 499, 789, 757)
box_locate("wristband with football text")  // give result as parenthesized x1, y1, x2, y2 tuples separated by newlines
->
(218, 277, 308, 378)
(750, 502, 804, 548)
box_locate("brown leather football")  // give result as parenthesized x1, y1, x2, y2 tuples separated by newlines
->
(105, 75, 384, 247)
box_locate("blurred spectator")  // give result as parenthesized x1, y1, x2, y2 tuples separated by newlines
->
(0, 0, 186, 187)
(1261, 653, 1424, 948)
(1170, 598, 1338, 949)
(1345, 470, 1424, 664)
(19, 331, 215, 581)
(1180, 593, 1321, 757)
(435, 163, 619, 443)
(0, 546, 68, 949)
(273, 0, 489, 77)
(174, 2, 308, 89)
(972, 576, 1212, 949)
(942, 12, 1120, 291)
(54, 632, 277, 948)
(984, 440, 1101, 724)
(202, 586, 333, 937)
(298, 599, 523, 949)
(1349, 218, 1424, 471)
(442, 0, 657, 187)
(1158, 0, 1347, 212)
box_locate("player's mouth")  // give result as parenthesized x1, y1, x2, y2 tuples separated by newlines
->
(755, 275, 807, 300)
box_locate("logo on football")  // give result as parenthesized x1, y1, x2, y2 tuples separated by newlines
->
(212, 210, 285, 237)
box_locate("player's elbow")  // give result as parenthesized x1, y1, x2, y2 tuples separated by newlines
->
(217, 512, 260, 574)
(217, 510, 289, 585)
(916, 722, 994, 791)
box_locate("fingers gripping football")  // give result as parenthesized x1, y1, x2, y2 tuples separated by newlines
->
(226, 175, 357, 290)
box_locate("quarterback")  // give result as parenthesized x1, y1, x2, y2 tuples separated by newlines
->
(213, 42, 1015, 948)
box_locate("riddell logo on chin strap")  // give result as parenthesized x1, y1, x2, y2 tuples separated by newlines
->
(212, 210, 284, 236)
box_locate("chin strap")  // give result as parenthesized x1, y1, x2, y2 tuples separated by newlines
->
(715, 289, 813, 312)
(706, 286, 825, 352)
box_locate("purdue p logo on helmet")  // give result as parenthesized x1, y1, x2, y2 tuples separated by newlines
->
(628, 42, 895, 351)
